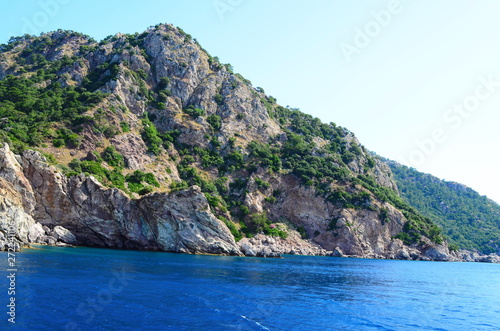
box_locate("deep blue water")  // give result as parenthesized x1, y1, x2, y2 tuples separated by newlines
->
(1, 246, 499, 330)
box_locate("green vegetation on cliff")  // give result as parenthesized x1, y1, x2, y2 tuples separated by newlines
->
(0, 74, 105, 152)
(388, 162, 500, 254)
(0, 27, 449, 247)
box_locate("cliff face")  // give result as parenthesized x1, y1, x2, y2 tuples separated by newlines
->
(0, 177, 44, 250)
(0, 144, 240, 255)
(1, 25, 495, 261)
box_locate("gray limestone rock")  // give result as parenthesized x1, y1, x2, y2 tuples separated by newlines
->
(51, 226, 78, 245)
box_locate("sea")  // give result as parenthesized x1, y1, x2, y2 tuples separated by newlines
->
(1, 245, 499, 330)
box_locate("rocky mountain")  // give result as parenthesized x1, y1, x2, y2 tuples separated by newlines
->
(387, 161, 500, 255)
(0, 24, 496, 262)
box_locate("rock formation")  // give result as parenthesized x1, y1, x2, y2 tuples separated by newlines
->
(0, 25, 497, 262)
(0, 144, 240, 255)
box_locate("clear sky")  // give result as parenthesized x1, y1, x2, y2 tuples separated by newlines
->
(1, 0, 499, 203)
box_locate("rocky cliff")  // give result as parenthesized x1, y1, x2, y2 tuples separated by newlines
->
(0, 143, 241, 254)
(0, 25, 496, 262)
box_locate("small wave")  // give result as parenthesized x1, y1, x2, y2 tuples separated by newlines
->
(241, 315, 270, 330)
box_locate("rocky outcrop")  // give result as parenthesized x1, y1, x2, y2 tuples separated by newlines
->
(0, 144, 241, 255)
(242, 171, 499, 262)
(138, 186, 241, 255)
(457, 250, 500, 263)
(0, 144, 36, 213)
(50, 226, 77, 245)
(261, 173, 407, 259)
(142, 26, 281, 143)
(0, 177, 44, 251)
(239, 232, 329, 258)
(0, 144, 45, 250)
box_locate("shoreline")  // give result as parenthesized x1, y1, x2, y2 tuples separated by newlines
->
(10, 242, 499, 264)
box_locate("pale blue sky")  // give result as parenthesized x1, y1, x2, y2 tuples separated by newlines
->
(1, 0, 499, 203)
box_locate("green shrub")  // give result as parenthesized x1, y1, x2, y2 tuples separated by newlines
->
(149, 101, 165, 110)
(296, 225, 308, 239)
(223, 151, 244, 170)
(245, 213, 268, 234)
(100, 125, 119, 138)
(40, 152, 57, 165)
(69, 159, 82, 173)
(200, 151, 223, 168)
(379, 208, 389, 224)
(120, 121, 130, 132)
(265, 225, 288, 239)
(247, 141, 281, 171)
(209, 136, 221, 148)
(214, 93, 224, 105)
(53, 128, 81, 148)
(222, 219, 242, 241)
(53, 138, 65, 147)
(158, 77, 170, 90)
(126, 170, 160, 187)
(201, 180, 218, 194)
(229, 178, 247, 191)
(254, 177, 270, 189)
(107, 169, 126, 191)
(125, 170, 159, 195)
(205, 193, 220, 208)
(393, 232, 417, 246)
(170, 180, 189, 191)
(160, 130, 180, 146)
(92, 151, 103, 163)
(183, 105, 205, 118)
(127, 181, 144, 194)
(181, 155, 195, 165)
(141, 117, 162, 155)
(240, 205, 249, 216)
(214, 177, 228, 193)
(67, 159, 126, 190)
(207, 114, 222, 131)
(264, 196, 277, 204)
(327, 218, 340, 231)
(101, 145, 125, 168)
(158, 89, 172, 101)
(138, 185, 154, 195)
